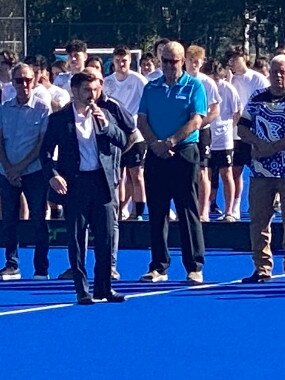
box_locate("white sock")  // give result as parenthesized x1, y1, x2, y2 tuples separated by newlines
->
(233, 198, 241, 216)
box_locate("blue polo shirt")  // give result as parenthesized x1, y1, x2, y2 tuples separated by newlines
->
(138, 71, 207, 143)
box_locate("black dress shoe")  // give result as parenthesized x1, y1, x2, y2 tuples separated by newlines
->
(107, 289, 126, 303)
(93, 289, 126, 303)
(77, 294, 95, 305)
(241, 271, 271, 284)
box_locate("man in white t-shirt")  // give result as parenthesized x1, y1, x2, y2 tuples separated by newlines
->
(54, 39, 88, 96)
(104, 45, 148, 221)
(185, 45, 222, 222)
(203, 59, 241, 221)
(41, 70, 70, 112)
(227, 46, 270, 220)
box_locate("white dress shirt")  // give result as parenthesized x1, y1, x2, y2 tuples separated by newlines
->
(72, 104, 101, 171)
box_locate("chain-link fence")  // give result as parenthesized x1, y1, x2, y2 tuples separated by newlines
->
(0, 0, 26, 56)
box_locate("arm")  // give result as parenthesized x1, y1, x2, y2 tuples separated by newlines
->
(233, 110, 241, 128)
(201, 103, 220, 128)
(0, 128, 12, 172)
(168, 113, 204, 146)
(238, 122, 276, 158)
(137, 113, 173, 159)
(5, 133, 46, 182)
(40, 114, 67, 194)
(92, 107, 127, 150)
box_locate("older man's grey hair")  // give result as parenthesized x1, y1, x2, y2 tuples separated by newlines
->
(11, 62, 34, 79)
(270, 54, 285, 68)
(163, 41, 185, 58)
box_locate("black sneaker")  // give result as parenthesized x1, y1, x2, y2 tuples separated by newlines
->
(242, 271, 271, 284)
(210, 202, 223, 215)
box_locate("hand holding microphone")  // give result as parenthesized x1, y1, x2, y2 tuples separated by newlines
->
(89, 101, 109, 133)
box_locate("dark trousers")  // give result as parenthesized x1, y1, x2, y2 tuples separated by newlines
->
(64, 169, 113, 299)
(144, 146, 205, 274)
(0, 171, 49, 274)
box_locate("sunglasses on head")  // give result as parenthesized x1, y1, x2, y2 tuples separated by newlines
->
(161, 57, 181, 65)
(14, 77, 34, 85)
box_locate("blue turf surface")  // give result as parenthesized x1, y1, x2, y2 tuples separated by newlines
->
(1, 248, 285, 379)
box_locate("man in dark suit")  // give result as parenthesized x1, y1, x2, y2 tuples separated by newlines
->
(40, 70, 127, 304)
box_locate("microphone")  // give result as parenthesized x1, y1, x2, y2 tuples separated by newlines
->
(89, 101, 106, 133)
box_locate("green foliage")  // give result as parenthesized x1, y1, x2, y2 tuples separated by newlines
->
(26, 0, 284, 59)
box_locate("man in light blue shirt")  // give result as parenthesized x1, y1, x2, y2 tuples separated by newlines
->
(138, 41, 207, 284)
(0, 63, 50, 281)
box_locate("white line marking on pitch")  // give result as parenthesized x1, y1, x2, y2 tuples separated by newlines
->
(0, 303, 73, 316)
(125, 273, 285, 299)
(1, 273, 285, 316)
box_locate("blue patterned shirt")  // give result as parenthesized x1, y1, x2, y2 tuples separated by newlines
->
(239, 88, 285, 178)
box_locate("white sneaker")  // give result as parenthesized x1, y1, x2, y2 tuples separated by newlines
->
(140, 270, 168, 282)
(187, 271, 203, 284)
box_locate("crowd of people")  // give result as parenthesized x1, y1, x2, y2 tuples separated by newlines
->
(0, 37, 285, 302)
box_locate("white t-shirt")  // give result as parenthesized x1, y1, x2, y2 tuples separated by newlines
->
(48, 84, 70, 108)
(147, 68, 163, 81)
(103, 70, 148, 121)
(196, 72, 222, 129)
(210, 80, 241, 150)
(231, 69, 269, 139)
(32, 84, 52, 113)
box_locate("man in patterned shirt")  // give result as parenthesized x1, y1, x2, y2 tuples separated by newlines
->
(238, 54, 285, 283)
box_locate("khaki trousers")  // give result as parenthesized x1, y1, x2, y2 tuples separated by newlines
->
(249, 177, 285, 276)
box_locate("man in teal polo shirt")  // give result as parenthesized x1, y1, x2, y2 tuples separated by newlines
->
(138, 41, 207, 284)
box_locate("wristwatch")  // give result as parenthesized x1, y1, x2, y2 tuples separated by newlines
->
(166, 137, 176, 148)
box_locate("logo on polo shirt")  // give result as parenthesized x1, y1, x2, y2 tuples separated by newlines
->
(175, 95, 186, 100)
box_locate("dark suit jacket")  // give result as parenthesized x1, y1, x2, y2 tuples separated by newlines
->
(40, 102, 127, 203)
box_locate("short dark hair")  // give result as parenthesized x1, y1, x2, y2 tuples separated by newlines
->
(70, 71, 102, 88)
(225, 45, 248, 60)
(140, 52, 155, 66)
(113, 45, 131, 57)
(202, 58, 226, 79)
(24, 54, 48, 70)
(51, 59, 68, 73)
(253, 56, 269, 70)
(85, 55, 104, 75)
(66, 39, 87, 54)
(153, 38, 170, 55)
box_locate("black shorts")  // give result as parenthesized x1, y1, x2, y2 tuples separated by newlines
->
(120, 141, 147, 168)
(209, 149, 233, 169)
(233, 140, 251, 167)
(198, 128, 211, 167)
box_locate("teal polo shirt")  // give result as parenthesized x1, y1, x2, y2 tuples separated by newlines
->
(138, 71, 207, 143)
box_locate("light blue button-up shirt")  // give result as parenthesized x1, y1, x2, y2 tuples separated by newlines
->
(0, 94, 49, 175)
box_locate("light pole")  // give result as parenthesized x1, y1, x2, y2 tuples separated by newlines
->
(23, 0, 27, 56)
